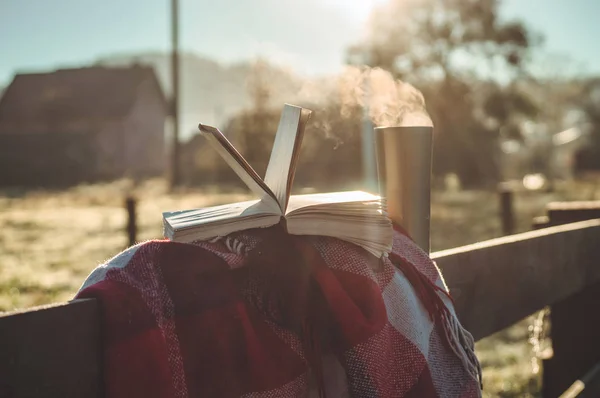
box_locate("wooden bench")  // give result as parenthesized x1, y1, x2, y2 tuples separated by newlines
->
(2, 202, 600, 398)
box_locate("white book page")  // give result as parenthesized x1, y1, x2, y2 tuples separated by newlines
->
(199, 123, 281, 214)
(164, 199, 263, 227)
(286, 217, 393, 258)
(284, 191, 392, 257)
(285, 191, 383, 215)
(163, 199, 281, 241)
(264, 104, 312, 212)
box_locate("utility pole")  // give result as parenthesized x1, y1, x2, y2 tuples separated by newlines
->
(170, 0, 181, 189)
(360, 66, 377, 194)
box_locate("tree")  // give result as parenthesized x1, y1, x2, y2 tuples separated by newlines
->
(575, 78, 600, 171)
(484, 87, 539, 140)
(349, 0, 540, 186)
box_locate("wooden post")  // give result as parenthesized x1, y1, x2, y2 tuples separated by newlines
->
(169, 0, 181, 189)
(125, 196, 137, 247)
(498, 183, 514, 235)
(542, 201, 600, 398)
(531, 215, 550, 230)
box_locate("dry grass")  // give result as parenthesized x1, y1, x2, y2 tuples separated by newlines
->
(0, 177, 597, 396)
(0, 179, 250, 310)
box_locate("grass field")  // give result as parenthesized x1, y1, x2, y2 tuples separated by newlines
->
(1, 177, 598, 396)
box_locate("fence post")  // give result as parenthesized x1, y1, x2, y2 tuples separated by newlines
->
(125, 196, 137, 247)
(531, 215, 549, 230)
(498, 183, 515, 235)
(542, 201, 600, 397)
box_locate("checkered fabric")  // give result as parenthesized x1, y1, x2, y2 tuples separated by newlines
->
(76, 225, 481, 397)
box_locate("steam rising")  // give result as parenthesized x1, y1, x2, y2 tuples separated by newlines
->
(298, 66, 433, 128)
(364, 67, 433, 127)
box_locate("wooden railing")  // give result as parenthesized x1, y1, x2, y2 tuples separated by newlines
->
(1, 202, 600, 398)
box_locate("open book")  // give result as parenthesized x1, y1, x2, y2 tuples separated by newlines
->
(163, 104, 393, 258)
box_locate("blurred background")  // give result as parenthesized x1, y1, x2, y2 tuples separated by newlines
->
(2, 0, 600, 396)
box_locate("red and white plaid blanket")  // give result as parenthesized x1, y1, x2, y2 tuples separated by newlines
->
(76, 225, 481, 398)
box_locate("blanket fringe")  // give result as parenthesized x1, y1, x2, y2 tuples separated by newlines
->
(389, 251, 483, 389)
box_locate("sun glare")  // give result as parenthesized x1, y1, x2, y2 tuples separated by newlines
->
(325, 0, 387, 22)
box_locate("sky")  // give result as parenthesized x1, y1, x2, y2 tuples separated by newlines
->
(1, 0, 600, 86)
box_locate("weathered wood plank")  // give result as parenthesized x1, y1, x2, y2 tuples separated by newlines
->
(432, 219, 600, 341)
(543, 203, 600, 398)
(543, 282, 600, 397)
(0, 298, 102, 398)
(547, 201, 600, 226)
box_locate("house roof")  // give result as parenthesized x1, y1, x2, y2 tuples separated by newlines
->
(0, 64, 167, 134)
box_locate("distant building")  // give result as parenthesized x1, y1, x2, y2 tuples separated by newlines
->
(0, 65, 168, 187)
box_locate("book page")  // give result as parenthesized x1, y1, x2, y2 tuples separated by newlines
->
(199, 123, 281, 214)
(285, 191, 382, 214)
(263, 104, 312, 212)
(163, 199, 281, 243)
(284, 191, 392, 258)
